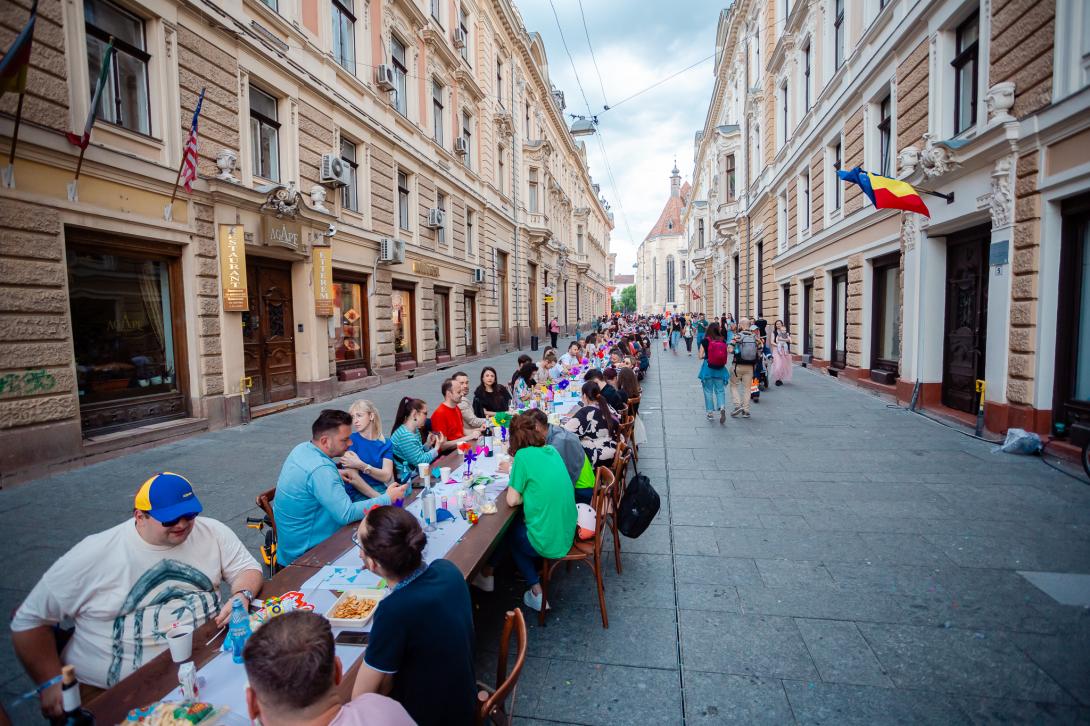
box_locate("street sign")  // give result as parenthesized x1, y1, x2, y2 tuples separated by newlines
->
(544, 295, 555, 303)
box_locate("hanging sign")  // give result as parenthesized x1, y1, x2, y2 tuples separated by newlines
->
(263, 216, 303, 250)
(544, 295, 555, 303)
(312, 245, 334, 316)
(218, 224, 249, 312)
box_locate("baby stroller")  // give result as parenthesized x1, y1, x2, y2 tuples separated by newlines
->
(750, 347, 773, 401)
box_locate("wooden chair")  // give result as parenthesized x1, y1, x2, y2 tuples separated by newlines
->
(248, 487, 281, 577)
(606, 443, 631, 573)
(627, 394, 641, 417)
(538, 467, 615, 628)
(475, 609, 529, 726)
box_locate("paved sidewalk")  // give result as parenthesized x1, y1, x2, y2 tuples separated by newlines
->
(4, 344, 1090, 723)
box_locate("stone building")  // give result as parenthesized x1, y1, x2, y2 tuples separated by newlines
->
(688, 0, 1090, 441)
(0, 0, 611, 482)
(635, 164, 690, 315)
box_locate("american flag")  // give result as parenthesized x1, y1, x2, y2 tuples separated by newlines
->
(179, 87, 205, 193)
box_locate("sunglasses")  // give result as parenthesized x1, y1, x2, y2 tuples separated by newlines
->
(159, 513, 198, 528)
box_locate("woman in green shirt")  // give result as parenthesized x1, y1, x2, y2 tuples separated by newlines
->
(473, 413, 576, 611)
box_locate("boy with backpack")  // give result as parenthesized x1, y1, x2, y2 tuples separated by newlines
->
(729, 318, 762, 418)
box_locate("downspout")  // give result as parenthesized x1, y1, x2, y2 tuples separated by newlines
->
(512, 67, 522, 351)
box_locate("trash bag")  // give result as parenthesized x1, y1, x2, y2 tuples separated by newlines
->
(994, 428, 1043, 455)
(633, 414, 648, 446)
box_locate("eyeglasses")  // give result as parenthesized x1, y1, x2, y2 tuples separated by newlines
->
(160, 513, 198, 528)
(351, 532, 365, 554)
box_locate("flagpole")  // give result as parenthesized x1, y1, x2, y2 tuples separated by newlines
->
(165, 86, 205, 220)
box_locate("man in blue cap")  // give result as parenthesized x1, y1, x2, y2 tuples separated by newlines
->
(11, 473, 262, 718)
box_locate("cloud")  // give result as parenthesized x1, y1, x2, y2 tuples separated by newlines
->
(516, 0, 725, 272)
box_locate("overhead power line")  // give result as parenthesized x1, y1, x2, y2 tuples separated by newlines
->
(603, 52, 716, 112)
(547, 0, 593, 112)
(577, 0, 609, 108)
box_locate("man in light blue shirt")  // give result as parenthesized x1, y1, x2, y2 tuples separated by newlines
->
(273, 410, 404, 566)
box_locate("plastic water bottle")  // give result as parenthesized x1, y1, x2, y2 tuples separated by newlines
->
(227, 598, 252, 664)
(421, 485, 437, 532)
(483, 426, 494, 456)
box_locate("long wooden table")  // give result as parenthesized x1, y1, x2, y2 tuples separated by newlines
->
(86, 448, 517, 724)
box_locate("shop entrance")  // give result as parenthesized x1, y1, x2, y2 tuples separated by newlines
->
(243, 259, 297, 406)
(942, 226, 990, 413)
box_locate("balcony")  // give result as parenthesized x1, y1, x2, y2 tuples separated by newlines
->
(524, 212, 551, 247)
(713, 200, 739, 235)
(571, 253, 590, 271)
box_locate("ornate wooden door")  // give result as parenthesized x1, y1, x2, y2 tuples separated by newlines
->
(243, 261, 297, 406)
(942, 230, 989, 413)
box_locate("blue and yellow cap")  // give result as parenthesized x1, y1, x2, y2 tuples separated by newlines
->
(134, 472, 203, 523)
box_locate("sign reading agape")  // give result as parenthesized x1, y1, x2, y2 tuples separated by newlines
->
(218, 224, 249, 312)
(263, 216, 303, 250)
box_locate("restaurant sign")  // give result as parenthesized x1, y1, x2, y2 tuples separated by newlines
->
(312, 245, 334, 316)
(218, 224, 249, 312)
(262, 216, 303, 251)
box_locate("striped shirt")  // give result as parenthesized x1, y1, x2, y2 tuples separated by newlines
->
(391, 425, 439, 482)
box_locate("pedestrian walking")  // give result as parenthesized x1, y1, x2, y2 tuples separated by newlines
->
(683, 318, 694, 355)
(729, 317, 762, 418)
(694, 313, 708, 351)
(697, 322, 730, 423)
(549, 316, 560, 349)
(771, 319, 793, 385)
(670, 316, 681, 354)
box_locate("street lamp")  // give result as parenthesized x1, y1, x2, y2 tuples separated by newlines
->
(569, 115, 598, 137)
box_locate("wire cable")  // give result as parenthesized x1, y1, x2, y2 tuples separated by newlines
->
(604, 52, 716, 112)
(577, 0, 609, 108)
(547, 0, 593, 113)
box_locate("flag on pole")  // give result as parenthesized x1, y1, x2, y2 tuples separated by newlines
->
(66, 39, 115, 150)
(836, 166, 930, 217)
(0, 0, 37, 97)
(178, 87, 205, 193)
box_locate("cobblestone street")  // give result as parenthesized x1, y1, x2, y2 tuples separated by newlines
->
(3, 347, 1090, 723)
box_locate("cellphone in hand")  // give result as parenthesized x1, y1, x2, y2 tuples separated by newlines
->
(335, 631, 369, 646)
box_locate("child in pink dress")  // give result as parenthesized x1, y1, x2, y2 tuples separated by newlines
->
(771, 320, 793, 385)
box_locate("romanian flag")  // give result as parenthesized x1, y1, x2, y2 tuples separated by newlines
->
(837, 166, 930, 217)
(0, 0, 37, 97)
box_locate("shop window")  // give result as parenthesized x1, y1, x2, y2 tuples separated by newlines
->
(871, 257, 901, 373)
(67, 239, 186, 434)
(392, 286, 415, 363)
(332, 278, 368, 372)
(84, 0, 151, 136)
(249, 87, 280, 181)
(434, 289, 450, 357)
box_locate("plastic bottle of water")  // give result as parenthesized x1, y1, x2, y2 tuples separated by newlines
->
(227, 598, 252, 664)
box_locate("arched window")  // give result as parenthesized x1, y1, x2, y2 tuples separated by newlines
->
(666, 255, 676, 303)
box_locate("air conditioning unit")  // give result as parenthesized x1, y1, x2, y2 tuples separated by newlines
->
(378, 237, 405, 264)
(375, 64, 396, 92)
(319, 153, 351, 187)
(454, 137, 469, 156)
(425, 208, 445, 229)
(453, 27, 467, 49)
(473, 267, 486, 284)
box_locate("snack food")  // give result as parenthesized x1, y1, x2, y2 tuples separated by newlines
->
(124, 701, 221, 725)
(331, 595, 378, 620)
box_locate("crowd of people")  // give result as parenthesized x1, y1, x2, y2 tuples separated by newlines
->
(9, 317, 651, 726)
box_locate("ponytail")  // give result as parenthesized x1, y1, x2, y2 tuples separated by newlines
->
(581, 381, 618, 436)
(391, 396, 425, 436)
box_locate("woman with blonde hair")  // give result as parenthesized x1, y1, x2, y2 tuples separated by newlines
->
(340, 399, 401, 500)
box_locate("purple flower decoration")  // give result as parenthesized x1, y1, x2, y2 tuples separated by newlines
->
(500, 425, 507, 442)
(557, 379, 570, 390)
(464, 448, 478, 476)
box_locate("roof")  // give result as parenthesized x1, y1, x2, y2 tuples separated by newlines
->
(613, 274, 635, 285)
(644, 181, 690, 240)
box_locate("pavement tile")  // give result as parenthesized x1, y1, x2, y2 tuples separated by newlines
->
(671, 496, 764, 528)
(715, 528, 866, 562)
(755, 559, 835, 589)
(1009, 627, 1090, 706)
(782, 680, 971, 725)
(674, 526, 720, 555)
(674, 555, 763, 587)
(857, 622, 1072, 702)
(679, 610, 818, 680)
(545, 553, 675, 611)
(619, 524, 673, 555)
(682, 671, 794, 724)
(676, 582, 741, 612)
(955, 696, 1090, 724)
(794, 618, 894, 687)
(530, 660, 683, 726)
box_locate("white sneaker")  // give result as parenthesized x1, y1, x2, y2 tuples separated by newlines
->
(471, 573, 494, 592)
(522, 588, 551, 611)
(706, 411, 715, 419)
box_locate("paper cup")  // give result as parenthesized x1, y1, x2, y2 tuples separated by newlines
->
(440, 467, 452, 482)
(167, 626, 193, 663)
(418, 462, 430, 478)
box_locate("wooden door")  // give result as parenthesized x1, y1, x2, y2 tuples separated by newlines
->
(803, 280, 814, 355)
(528, 263, 538, 333)
(830, 270, 848, 368)
(243, 261, 297, 406)
(496, 251, 508, 341)
(942, 229, 989, 413)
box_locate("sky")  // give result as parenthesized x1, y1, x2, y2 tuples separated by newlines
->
(515, 0, 727, 276)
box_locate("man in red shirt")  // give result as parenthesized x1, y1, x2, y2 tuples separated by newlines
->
(431, 379, 480, 447)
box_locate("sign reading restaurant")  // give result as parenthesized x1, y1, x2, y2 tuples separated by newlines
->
(218, 224, 249, 311)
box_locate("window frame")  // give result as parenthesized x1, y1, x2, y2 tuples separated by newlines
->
(831, 140, 843, 211)
(952, 10, 979, 135)
(725, 153, 736, 200)
(803, 42, 812, 111)
(84, 0, 152, 137)
(391, 35, 409, 117)
(397, 169, 411, 232)
(331, 0, 356, 73)
(461, 111, 473, 168)
(870, 254, 902, 374)
(465, 207, 476, 259)
(249, 86, 281, 182)
(432, 79, 445, 147)
(340, 136, 359, 212)
(435, 190, 447, 248)
(834, 0, 846, 70)
(877, 93, 892, 176)
(332, 273, 371, 375)
(458, 6, 470, 63)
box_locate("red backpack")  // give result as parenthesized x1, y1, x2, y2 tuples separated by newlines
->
(707, 339, 728, 368)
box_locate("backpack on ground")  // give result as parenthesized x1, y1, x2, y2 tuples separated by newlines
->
(736, 332, 759, 364)
(618, 473, 660, 538)
(707, 339, 728, 368)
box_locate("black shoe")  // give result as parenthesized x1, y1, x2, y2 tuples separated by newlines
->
(775, 380, 783, 386)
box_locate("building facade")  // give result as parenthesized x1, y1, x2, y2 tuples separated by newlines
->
(0, 0, 611, 482)
(689, 0, 1090, 439)
(635, 165, 690, 315)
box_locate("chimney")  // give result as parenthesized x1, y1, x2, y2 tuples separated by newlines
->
(670, 161, 681, 198)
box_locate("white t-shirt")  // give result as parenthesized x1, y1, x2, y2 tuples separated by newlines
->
(11, 518, 259, 689)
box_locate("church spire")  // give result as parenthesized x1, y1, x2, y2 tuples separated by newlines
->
(670, 160, 681, 198)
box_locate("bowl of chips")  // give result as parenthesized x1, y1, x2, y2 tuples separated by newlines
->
(325, 588, 387, 628)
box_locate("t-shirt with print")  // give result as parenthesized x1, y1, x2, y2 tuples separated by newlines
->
(508, 445, 577, 559)
(11, 518, 259, 689)
(347, 432, 394, 495)
(329, 692, 416, 726)
(563, 405, 618, 468)
(364, 559, 476, 726)
(430, 402, 465, 441)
